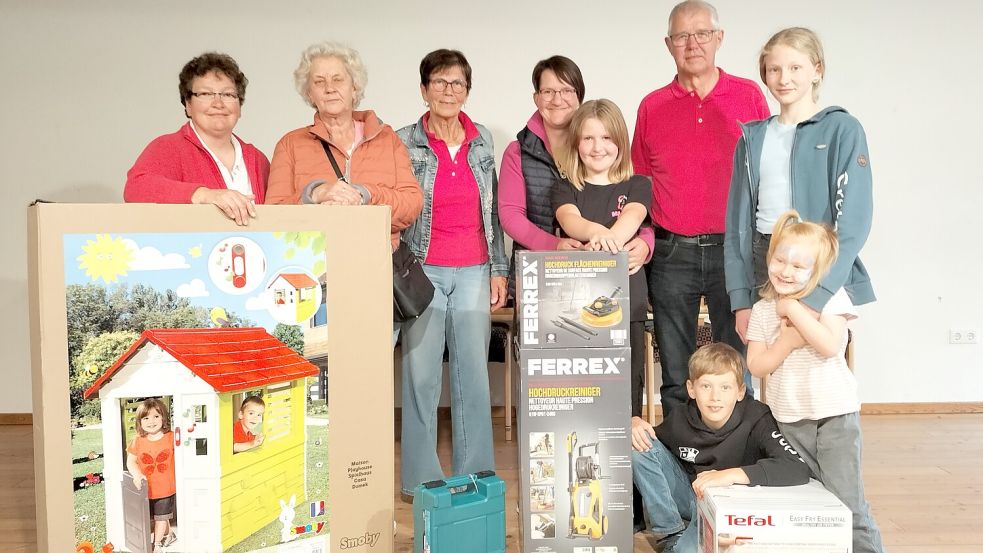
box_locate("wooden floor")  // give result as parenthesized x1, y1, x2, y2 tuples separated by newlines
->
(3, 414, 983, 552)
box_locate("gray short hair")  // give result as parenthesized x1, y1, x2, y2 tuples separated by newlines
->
(293, 41, 368, 108)
(667, 0, 720, 35)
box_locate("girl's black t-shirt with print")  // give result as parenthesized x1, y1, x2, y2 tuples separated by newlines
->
(552, 175, 652, 321)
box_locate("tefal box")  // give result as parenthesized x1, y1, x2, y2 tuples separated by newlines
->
(28, 204, 395, 553)
(697, 480, 852, 553)
(516, 251, 630, 349)
(515, 344, 634, 552)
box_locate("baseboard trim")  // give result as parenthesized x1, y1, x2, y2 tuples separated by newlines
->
(394, 403, 983, 421)
(859, 402, 983, 415)
(0, 413, 32, 425)
(8, 403, 977, 426)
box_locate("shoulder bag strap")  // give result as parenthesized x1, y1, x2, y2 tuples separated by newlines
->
(319, 140, 346, 182)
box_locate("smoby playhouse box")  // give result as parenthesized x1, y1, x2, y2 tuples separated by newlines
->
(697, 480, 852, 552)
(28, 204, 395, 553)
(515, 251, 630, 349)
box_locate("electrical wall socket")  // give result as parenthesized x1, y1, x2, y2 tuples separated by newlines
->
(949, 328, 980, 344)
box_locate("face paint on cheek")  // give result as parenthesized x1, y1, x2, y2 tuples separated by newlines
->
(790, 266, 813, 288)
(770, 243, 816, 293)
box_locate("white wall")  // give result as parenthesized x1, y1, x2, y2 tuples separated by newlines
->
(2, 0, 981, 412)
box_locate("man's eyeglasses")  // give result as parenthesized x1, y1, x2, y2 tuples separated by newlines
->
(190, 91, 240, 103)
(537, 88, 577, 101)
(668, 29, 718, 46)
(429, 78, 468, 93)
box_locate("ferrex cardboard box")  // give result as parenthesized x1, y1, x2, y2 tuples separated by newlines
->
(697, 480, 852, 552)
(516, 251, 631, 349)
(28, 204, 394, 553)
(515, 251, 633, 553)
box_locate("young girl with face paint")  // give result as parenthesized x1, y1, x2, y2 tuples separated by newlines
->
(745, 210, 886, 553)
(724, 27, 874, 346)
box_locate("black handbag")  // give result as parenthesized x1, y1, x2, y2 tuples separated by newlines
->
(391, 240, 434, 321)
(319, 141, 434, 321)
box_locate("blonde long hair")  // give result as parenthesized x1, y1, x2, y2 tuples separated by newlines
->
(557, 99, 633, 190)
(759, 210, 838, 300)
(759, 27, 825, 103)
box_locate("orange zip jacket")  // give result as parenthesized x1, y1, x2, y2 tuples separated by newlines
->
(265, 110, 423, 249)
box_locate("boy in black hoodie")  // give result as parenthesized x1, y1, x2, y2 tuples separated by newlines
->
(632, 343, 808, 552)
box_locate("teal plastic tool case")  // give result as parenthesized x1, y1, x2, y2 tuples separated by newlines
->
(413, 470, 506, 553)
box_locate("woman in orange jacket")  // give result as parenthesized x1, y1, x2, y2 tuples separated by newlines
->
(265, 41, 422, 251)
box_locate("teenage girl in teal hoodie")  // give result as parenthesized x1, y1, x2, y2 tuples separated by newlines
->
(724, 27, 883, 553)
(724, 27, 875, 342)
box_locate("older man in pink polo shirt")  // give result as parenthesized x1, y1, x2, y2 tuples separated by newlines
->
(631, 0, 769, 429)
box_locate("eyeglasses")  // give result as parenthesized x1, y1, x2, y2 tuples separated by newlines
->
(668, 29, 718, 46)
(537, 88, 577, 101)
(190, 91, 240, 103)
(429, 78, 468, 93)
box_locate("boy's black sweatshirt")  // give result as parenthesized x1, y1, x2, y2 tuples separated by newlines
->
(655, 398, 809, 486)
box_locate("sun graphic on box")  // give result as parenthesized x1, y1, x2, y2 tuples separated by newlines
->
(77, 234, 134, 284)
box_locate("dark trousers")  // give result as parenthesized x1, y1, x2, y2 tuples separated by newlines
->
(646, 239, 752, 418)
(752, 229, 771, 300)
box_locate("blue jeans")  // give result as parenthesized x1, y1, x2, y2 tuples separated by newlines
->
(647, 240, 751, 418)
(400, 263, 494, 495)
(632, 441, 698, 553)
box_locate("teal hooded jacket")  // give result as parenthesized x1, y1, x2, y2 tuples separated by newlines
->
(724, 106, 875, 312)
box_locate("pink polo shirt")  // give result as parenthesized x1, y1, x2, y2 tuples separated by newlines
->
(424, 112, 488, 267)
(631, 68, 769, 235)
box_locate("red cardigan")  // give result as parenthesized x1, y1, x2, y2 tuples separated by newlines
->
(124, 123, 270, 204)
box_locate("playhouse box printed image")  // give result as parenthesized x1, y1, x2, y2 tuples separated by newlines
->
(67, 231, 329, 552)
(82, 328, 326, 553)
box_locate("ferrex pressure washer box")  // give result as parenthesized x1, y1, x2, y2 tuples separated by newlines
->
(516, 251, 631, 349)
(516, 251, 633, 553)
(517, 348, 634, 553)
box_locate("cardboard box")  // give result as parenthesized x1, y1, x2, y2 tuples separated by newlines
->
(28, 204, 394, 553)
(516, 347, 634, 553)
(696, 480, 852, 552)
(515, 251, 630, 349)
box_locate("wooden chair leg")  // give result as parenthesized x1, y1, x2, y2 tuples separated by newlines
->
(645, 329, 657, 425)
(846, 329, 854, 371)
(505, 327, 514, 442)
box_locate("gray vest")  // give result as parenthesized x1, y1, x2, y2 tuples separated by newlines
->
(516, 126, 560, 249)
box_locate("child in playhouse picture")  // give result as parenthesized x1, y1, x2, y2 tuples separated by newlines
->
(126, 398, 177, 551)
(233, 395, 266, 453)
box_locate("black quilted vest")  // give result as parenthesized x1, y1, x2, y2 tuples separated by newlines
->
(507, 126, 561, 300)
(516, 126, 560, 249)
